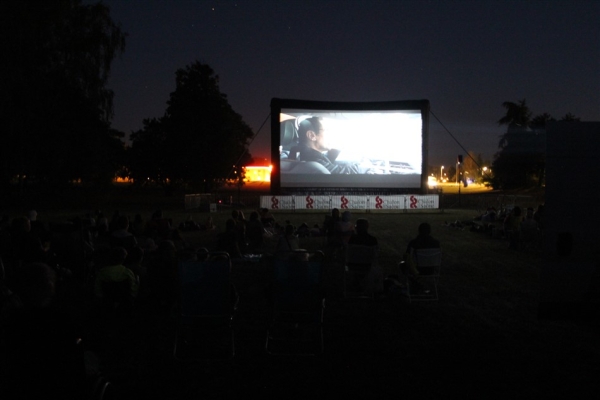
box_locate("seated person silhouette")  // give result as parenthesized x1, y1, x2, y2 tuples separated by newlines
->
(94, 247, 139, 302)
(399, 222, 440, 293)
(110, 215, 138, 250)
(294, 117, 359, 174)
(349, 218, 383, 295)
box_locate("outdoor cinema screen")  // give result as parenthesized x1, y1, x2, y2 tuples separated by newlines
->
(271, 98, 430, 191)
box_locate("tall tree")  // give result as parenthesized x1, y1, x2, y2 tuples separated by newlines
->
(130, 61, 254, 193)
(497, 99, 532, 127)
(0, 0, 126, 190)
(128, 117, 170, 186)
(492, 100, 547, 189)
(497, 99, 532, 149)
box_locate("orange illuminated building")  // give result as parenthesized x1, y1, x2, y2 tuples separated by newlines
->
(244, 165, 272, 182)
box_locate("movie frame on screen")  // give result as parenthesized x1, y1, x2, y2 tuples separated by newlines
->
(270, 98, 430, 194)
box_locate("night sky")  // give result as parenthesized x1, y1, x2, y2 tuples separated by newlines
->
(97, 0, 600, 166)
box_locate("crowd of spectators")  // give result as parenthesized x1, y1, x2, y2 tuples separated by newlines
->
(0, 208, 198, 397)
(0, 204, 481, 396)
(467, 203, 545, 251)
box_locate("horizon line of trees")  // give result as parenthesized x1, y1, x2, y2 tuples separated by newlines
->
(431, 100, 582, 189)
(2, 2, 588, 201)
(491, 99, 581, 189)
(1, 0, 253, 201)
(1, 0, 127, 192)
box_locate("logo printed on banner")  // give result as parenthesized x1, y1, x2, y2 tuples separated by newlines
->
(416, 196, 436, 209)
(340, 196, 349, 209)
(410, 195, 418, 209)
(262, 195, 437, 211)
(306, 195, 314, 209)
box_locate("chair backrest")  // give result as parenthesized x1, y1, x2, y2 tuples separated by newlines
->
(346, 244, 377, 271)
(178, 252, 232, 317)
(413, 248, 442, 275)
(272, 251, 324, 312)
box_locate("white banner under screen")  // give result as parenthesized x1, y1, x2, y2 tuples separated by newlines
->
(260, 195, 439, 210)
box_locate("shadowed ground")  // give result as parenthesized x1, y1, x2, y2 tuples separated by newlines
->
(71, 209, 600, 399)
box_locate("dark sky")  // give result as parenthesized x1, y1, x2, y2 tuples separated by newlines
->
(97, 0, 600, 166)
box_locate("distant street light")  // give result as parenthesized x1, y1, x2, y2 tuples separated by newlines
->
(456, 162, 459, 185)
(440, 165, 444, 181)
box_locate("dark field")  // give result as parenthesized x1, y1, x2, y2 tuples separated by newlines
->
(3, 188, 599, 398)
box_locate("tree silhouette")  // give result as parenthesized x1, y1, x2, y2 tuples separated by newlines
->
(461, 151, 485, 182)
(497, 99, 532, 148)
(1, 0, 126, 191)
(560, 112, 580, 122)
(491, 101, 581, 189)
(498, 100, 532, 125)
(531, 113, 555, 128)
(129, 61, 254, 193)
(492, 100, 547, 189)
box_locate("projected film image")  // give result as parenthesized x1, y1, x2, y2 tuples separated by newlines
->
(279, 110, 424, 188)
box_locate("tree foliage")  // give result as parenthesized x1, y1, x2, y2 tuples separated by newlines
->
(129, 61, 254, 192)
(461, 151, 485, 182)
(497, 100, 532, 128)
(0, 0, 126, 188)
(492, 99, 579, 189)
(560, 112, 580, 122)
(492, 100, 544, 189)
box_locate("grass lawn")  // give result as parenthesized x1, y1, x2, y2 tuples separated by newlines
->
(4, 188, 599, 398)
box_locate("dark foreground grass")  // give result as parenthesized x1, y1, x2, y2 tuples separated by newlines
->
(56, 207, 598, 399)
(6, 188, 598, 398)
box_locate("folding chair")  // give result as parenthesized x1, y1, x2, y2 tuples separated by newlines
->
(406, 248, 442, 302)
(344, 244, 377, 298)
(173, 252, 238, 360)
(266, 250, 325, 355)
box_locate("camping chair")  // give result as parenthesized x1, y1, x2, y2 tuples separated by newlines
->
(404, 248, 442, 302)
(266, 250, 325, 355)
(173, 252, 238, 360)
(344, 244, 378, 298)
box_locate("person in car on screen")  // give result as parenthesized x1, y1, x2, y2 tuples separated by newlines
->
(296, 117, 359, 174)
